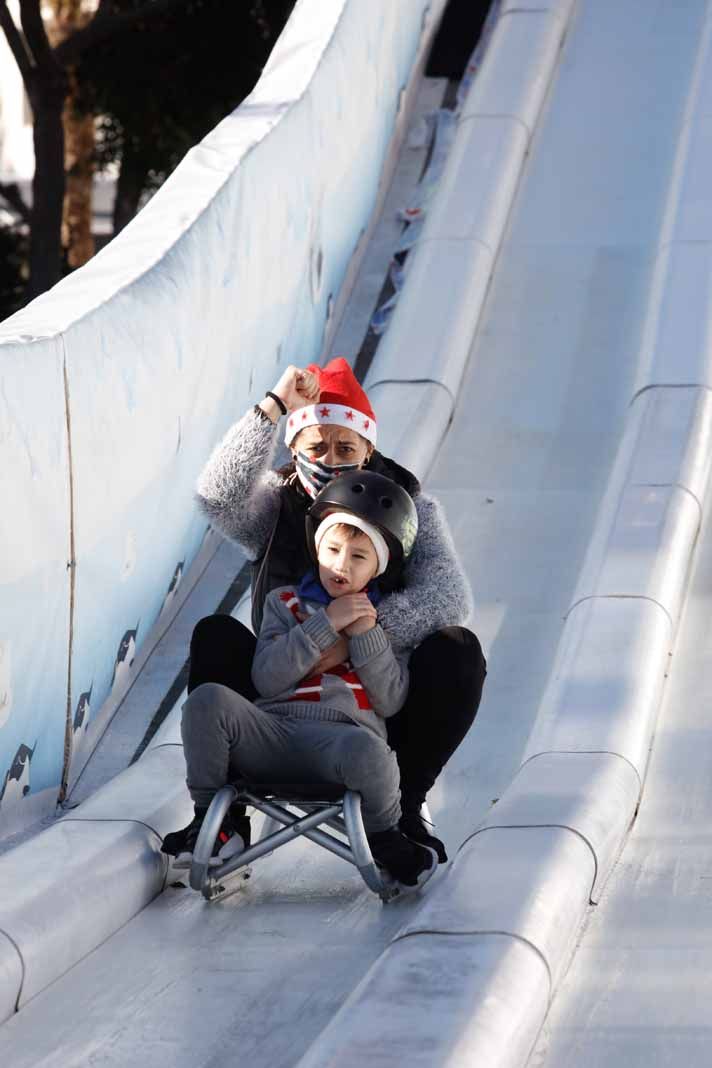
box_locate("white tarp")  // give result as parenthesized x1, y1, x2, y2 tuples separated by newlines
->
(0, 336, 70, 828)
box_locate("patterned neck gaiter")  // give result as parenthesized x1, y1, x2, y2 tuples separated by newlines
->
(295, 451, 360, 500)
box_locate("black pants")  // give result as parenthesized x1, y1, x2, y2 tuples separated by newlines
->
(187, 614, 486, 809)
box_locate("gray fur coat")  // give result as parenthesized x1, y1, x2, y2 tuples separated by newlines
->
(196, 407, 474, 651)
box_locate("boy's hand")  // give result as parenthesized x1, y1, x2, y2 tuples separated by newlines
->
(344, 611, 377, 636)
(326, 594, 374, 632)
(315, 636, 349, 672)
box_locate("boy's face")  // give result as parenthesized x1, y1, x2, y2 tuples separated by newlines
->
(317, 527, 379, 597)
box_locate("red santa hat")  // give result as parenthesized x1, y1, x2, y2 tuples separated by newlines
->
(284, 357, 377, 448)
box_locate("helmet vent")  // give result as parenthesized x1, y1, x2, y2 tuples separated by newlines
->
(351, 483, 365, 494)
(380, 496, 393, 509)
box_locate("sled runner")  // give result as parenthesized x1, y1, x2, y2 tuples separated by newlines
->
(187, 780, 430, 903)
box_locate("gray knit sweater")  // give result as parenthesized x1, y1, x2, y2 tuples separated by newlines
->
(196, 406, 473, 651)
(252, 586, 409, 741)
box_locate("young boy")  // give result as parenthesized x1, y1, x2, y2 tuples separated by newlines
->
(162, 472, 438, 892)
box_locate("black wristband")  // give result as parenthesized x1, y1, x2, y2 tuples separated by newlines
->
(264, 391, 287, 416)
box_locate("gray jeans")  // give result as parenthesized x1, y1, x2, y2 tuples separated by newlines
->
(181, 682, 401, 832)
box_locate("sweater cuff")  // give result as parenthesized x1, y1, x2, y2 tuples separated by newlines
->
(301, 608, 340, 651)
(349, 624, 389, 664)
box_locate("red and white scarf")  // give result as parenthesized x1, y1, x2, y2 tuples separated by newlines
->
(279, 590, 371, 710)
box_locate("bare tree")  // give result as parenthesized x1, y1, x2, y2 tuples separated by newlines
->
(49, 1, 95, 269)
(0, 0, 185, 298)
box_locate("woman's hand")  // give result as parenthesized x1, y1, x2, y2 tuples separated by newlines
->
(259, 365, 320, 422)
(326, 594, 374, 632)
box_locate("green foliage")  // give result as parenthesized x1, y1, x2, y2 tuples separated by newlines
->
(0, 0, 297, 313)
(0, 221, 30, 322)
(80, 0, 296, 197)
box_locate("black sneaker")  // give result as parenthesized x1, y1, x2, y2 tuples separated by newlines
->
(162, 807, 251, 870)
(368, 827, 438, 892)
(399, 809, 448, 864)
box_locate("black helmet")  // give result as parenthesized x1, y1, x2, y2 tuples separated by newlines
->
(306, 470, 418, 577)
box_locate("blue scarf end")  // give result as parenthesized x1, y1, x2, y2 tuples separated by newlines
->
(297, 570, 382, 606)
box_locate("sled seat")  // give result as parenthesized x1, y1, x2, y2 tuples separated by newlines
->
(187, 780, 398, 903)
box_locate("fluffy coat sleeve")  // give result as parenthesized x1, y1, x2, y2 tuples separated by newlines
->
(376, 492, 473, 653)
(195, 407, 284, 560)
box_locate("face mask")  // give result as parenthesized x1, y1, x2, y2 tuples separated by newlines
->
(295, 451, 360, 500)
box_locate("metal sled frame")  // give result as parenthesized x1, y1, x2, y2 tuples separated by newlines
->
(188, 782, 404, 903)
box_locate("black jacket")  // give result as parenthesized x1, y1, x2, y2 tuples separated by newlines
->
(250, 451, 420, 633)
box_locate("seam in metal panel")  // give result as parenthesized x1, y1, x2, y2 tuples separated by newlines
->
(459, 821, 599, 899)
(392, 927, 553, 994)
(0, 926, 26, 1015)
(59, 816, 165, 844)
(498, 6, 567, 26)
(564, 592, 674, 628)
(460, 111, 532, 137)
(367, 377, 455, 403)
(630, 381, 712, 406)
(630, 480, 703, 522)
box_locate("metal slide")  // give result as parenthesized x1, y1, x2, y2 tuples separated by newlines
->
(528, 407, 712, 1068)
(0, 1, 708, 1064)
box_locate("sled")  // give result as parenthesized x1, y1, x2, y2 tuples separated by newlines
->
(187, 780, 431, 904)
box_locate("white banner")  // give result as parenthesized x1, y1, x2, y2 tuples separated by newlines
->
(0, 336, 70, 833)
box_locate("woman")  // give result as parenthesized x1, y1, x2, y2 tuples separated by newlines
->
(188, 357, 486, 862)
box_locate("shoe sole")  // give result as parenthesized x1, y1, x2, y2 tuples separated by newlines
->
(171, 834, 247, 872)
(171, 852, 193, 871)
(388, 846, 439, 896)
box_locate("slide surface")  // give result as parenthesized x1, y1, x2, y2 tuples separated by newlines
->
(529, 448, 712, 1067)
(0, 1, 708, 1064)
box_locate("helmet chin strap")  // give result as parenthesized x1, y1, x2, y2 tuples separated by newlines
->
(295, 451, 359, 499)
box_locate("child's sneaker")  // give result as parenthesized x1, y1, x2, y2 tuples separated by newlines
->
(367, 827, 438, 893)
(162, 807, 251, 870)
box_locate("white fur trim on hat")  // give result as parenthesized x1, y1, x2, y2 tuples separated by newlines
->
(285, 403, 377, 447)
(314, 512, 389, 577)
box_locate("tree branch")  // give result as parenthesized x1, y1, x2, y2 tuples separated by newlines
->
(0, 1, 34, 88)
(18, 0, 55, 70)
(54, 0, 189, 66)
(0, 181, 31, 224)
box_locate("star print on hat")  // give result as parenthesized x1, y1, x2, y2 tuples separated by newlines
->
(284, 357, 377, 447)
